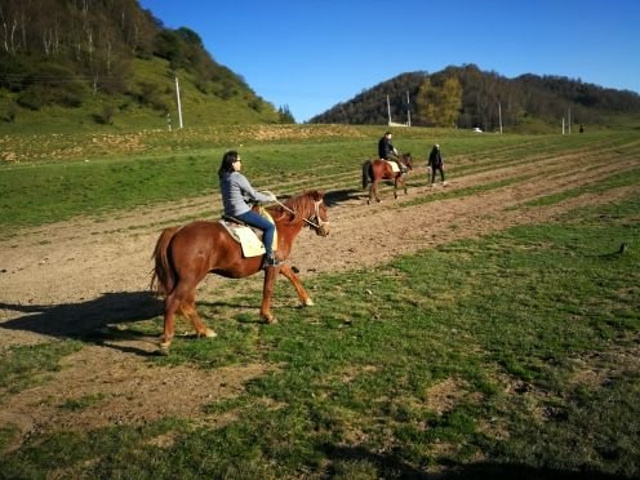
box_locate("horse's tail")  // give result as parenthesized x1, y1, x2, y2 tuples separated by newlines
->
(150, 226, 180, 296)
(362, 160, 372, 189)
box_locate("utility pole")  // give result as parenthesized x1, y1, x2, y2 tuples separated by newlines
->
(406, 91, 411, 127)
(386, 94, 392, 125)
(568, 107, 572, 134)
(562, 116, 565, 135)
(498, 101, 503, 134)
(175, 76, 184, 129)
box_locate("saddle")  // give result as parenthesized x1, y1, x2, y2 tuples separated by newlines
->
(218, 208, 278, 258)
(384, 159, 401, 173)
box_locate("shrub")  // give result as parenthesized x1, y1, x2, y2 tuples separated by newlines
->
(17, 86, 46, 110)
(2, 102, 18, 123)
(93, 105, 115, 125)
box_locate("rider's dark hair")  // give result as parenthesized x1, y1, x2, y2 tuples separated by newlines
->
(218, 150, 239, 177)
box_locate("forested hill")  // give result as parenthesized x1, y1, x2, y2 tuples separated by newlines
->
(0, 0, 294, 129)
(308, 65, 640, 132)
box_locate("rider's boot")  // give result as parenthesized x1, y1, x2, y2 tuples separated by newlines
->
(263, 253, 283, 269)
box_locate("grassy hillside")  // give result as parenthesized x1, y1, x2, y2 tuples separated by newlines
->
(0, 0, 283, 133)
(0, 56, 280, 134)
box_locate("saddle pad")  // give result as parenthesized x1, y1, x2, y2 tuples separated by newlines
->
(218, 222, 265, 257)
(385, 160, 400, 173)
(219, 209, 278, 258)
(234, 226, 266, 257)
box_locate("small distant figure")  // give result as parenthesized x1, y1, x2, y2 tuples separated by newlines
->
(378, 131, 407, 173)
(579, 124, 584, 134)
(428, 144, 446, 187)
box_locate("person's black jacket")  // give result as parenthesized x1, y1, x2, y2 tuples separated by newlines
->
(378, 136, 395, 159)
(428, 147, 443, 168)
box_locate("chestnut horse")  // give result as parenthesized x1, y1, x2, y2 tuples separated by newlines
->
(151, 190, 330, 350)
(361, 153, 414, 204)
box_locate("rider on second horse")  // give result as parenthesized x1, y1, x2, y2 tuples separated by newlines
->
(218, 150, 281, 267)
(378, 131, 408, 174)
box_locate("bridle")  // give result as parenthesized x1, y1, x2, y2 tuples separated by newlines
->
(274, 198, 329, 233)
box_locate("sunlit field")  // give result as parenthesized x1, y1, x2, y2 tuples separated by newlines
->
(1, 125, 638, 478)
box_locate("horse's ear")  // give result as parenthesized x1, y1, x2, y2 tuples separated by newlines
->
(309, 190, 324, 201)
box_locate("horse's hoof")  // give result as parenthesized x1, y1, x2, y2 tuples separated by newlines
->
(199, 328, 217, 339)
(300, 298, 315, 307)
(157, 346, 170, 356)
(262, 315, 277, 324)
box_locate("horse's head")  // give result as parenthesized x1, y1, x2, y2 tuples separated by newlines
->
(277, 190, 330, 236)
(307, 190, 330, 237)
(401, 153, 414, 171)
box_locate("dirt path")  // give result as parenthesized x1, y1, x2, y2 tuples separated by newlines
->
(0, 152, 638, 449)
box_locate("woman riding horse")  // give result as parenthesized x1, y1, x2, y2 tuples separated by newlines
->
(218, 150, 280, 267)
(151, 190, 330, 351)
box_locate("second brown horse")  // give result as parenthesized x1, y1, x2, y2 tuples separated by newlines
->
(151, 190, 330, 351)
(362, 153, 413, 204)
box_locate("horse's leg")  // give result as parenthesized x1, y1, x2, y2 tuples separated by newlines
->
(161, 280, 213, 350)
(180, 289, 217, 339)
(160, 291, 180, 350)
(279, 264, 314, 307)
(372, 180, 381, 203)
(393, 177, 399, 199)
(260, 265, 279, 323)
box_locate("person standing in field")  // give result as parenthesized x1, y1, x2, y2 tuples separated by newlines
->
(428, 143, 446, 187)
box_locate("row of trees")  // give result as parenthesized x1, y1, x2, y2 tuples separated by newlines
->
(0, 0, 288, 123)
(0, 0, 156, 84)
(309, 65, 640, 130)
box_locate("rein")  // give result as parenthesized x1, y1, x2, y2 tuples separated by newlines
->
(273, 198, 327, 230)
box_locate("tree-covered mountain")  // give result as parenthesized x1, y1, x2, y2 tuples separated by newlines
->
(2, 1, 638, 133)
(0, 0, 294, 129)
(308, 65, 640, 131)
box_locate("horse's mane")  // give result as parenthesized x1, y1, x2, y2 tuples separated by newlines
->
(267, 190, 322, 224)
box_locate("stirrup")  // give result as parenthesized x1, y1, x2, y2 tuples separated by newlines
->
(263, 255, 283, 268)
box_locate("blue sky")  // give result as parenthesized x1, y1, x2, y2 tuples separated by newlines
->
(139, 0, 639, 123)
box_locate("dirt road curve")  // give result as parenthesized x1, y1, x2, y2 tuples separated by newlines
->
(0, 152, 637, 447)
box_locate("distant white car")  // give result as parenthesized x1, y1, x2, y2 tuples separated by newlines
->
(473, 127, 483, 133)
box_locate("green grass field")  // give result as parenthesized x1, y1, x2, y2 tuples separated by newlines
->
(1, 196, 638, 478)
(1, 126, 638, 229)
(0, 125, 639, 478)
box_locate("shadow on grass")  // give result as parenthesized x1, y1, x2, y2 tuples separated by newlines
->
(324, 188, 365, 206)
(322, 444, 627, 479)
(0, 291, 163, 355)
